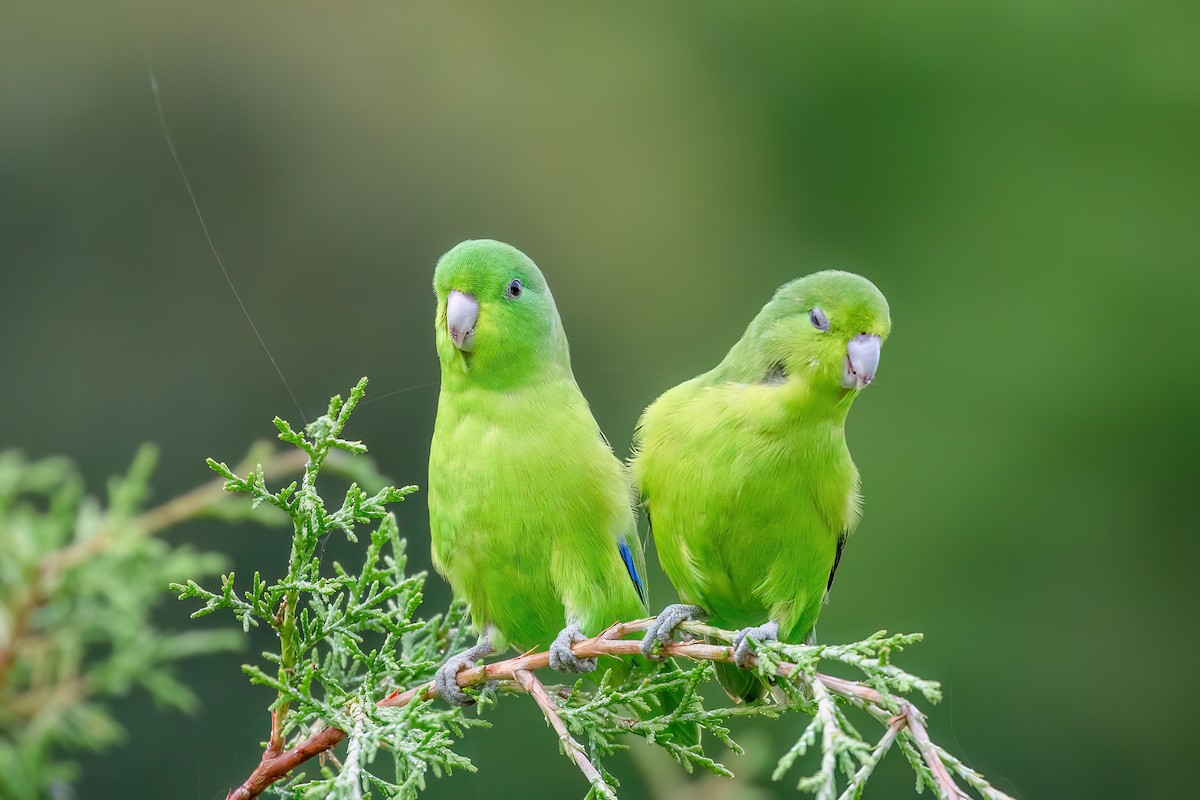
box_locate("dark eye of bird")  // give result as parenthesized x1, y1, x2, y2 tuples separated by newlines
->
(810, 307, 830, 331)
(506, 279, 523, 299)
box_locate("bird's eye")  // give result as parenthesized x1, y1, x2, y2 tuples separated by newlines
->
(505, 279, 523, 299)
(810, 307, 830, 331)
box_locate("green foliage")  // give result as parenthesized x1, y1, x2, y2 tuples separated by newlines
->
(756, 633, 938, 797)
(176, 378, 482, 797)
(552, 661, 746, 779)
(0, 446, 235, 800)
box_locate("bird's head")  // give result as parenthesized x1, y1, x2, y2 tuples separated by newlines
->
(433, 239, 568, 384)
(749, 270, 891, 394)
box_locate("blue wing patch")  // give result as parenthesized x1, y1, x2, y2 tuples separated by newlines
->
(618, 537, 646, 605)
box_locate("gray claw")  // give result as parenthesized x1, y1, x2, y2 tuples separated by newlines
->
(435, 636, 494, 706)
(731, 620, 779, 667)
(639, 604, 707, 659)
(549, 621, 597, 673)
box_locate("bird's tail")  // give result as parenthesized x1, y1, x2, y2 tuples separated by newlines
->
(606, 653, 701, 747)
(711, 637, 768, 703)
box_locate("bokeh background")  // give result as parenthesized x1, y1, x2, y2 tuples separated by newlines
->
(3, 1, 1198, 797)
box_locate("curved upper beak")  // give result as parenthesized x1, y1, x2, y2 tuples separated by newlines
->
(840, 333, 882, 390)
(446, 290, 479, 352)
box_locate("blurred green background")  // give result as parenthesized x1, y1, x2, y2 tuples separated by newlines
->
(3, 1, 1197, 797)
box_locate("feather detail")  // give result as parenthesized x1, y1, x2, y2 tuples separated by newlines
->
(631, 270, 890, 647)
(618, 537, 646, 606)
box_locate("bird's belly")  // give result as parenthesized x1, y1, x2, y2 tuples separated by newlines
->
(722, 523, 835, 639)
(429, 412, 629, 652)
(668, 473, 846, 643)
(445, 518, 566, 651)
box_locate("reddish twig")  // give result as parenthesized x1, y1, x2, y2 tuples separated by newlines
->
(265, 709, 285, 760)
(903, 701, 971, 800)
(514, 668, 616, 800)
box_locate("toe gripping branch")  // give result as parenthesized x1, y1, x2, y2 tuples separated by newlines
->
(640, 604, 708, 659)
(550, 621, 598, 673)
(731, 619, 779, 667)
(434, 634, 495, 707)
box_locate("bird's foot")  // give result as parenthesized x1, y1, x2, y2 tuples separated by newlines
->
(639, 604, 707, 660)
(549, 621, 597, 673)
(434, 636, 495, 706)
(731, 620, 779, 667)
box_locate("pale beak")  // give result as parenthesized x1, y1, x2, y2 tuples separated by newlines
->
(446, 290, 479, 352)
(840, 333, 881, 390)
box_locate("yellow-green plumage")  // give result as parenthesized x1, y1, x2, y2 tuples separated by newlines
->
(632, 271, 891, 700)
(428, 241, 696, 743)
(428, 240, 646, 653)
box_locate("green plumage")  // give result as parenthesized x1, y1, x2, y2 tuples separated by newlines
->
(428, 240, 647, 653)
(631, 271, 891, 700)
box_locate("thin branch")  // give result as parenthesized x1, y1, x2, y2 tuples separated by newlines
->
(514, 668, 616, 800)
(903, 702, 969, 800)
(333, 712, 366, 800)
(0, 584, 44, 694)
(226, 618, 965, 800)
(816, 676, 974, 800)
(816, 673, 968, 799)
(266, 708, 285, 760)
(49, 448, 310, 575)
(809, 678, 839, 800)
(837, 715, 904, 800)
(0, 448, 310, 696)
(933, 745, 1017, 800)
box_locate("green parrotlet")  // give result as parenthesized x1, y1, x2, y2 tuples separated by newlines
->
(427, 239, 659, 707)
(634, 271, 891, 701)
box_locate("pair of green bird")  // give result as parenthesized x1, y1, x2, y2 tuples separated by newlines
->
(427, 239, 891, 718)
